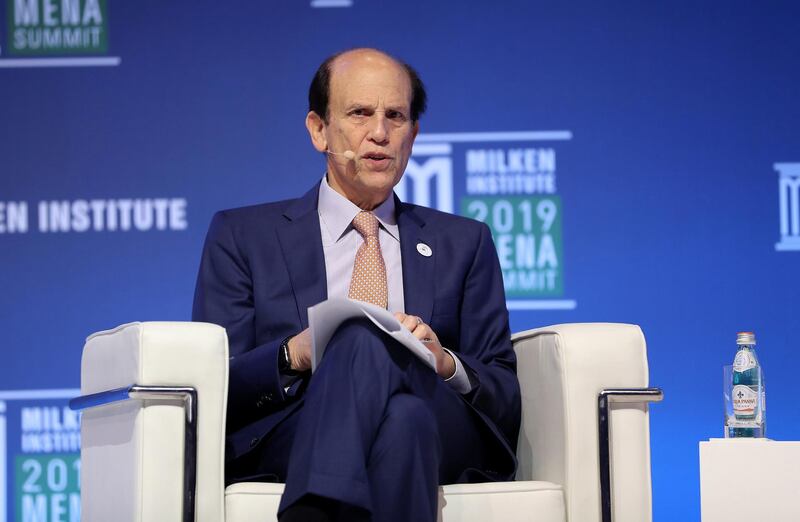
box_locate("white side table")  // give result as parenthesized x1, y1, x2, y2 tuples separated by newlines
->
(699, 439, 800, 522)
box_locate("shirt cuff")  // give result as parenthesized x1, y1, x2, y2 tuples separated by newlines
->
(442, 347, 473, 394)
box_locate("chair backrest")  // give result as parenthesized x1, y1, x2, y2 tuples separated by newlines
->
(511, 323, 654, 522)
(80, 321, 229, 522)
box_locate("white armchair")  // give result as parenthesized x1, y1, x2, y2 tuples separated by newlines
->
(72, 322, 661, 522)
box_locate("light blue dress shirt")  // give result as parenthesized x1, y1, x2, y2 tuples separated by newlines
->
(317, 176, 472, 394)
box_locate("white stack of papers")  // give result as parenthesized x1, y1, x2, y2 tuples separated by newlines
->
(307, 298, 437, 372)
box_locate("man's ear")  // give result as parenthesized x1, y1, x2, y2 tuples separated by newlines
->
(305, 111, 328, 153)
(412, 120, 420, 140)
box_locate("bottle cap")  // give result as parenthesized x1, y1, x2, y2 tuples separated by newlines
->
(736, 331, 756, 346)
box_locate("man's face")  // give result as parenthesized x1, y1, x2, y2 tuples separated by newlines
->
(307, 50, 419, 210)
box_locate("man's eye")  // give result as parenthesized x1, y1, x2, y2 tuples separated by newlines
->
(349, 109, 367, 117)
(387, 111, 407, 121)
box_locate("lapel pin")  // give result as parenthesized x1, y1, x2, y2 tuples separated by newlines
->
(416, 242, 432, 257)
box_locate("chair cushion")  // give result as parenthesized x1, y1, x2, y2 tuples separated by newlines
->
(225, 482, 283, 522)
(225, 480, 565, 522)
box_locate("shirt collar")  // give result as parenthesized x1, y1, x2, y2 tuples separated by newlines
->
(318, 175, 399, 242)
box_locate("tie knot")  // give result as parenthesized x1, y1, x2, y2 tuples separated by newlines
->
(352, 211, 379, 238)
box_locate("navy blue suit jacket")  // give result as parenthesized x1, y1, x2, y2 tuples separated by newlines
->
(192, 182, 521, 477)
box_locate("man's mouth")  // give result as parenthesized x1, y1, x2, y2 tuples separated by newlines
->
(361, 152, 394, 171)
(362, 152, 392, 161)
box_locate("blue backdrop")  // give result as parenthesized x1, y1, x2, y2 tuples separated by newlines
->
(1, 1, 799, 521)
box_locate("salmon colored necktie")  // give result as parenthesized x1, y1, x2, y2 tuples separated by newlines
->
(348, 211, 388, 308)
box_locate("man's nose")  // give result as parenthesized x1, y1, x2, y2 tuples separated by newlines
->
(367, 114, 389, 143)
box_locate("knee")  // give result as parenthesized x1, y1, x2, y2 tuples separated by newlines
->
(316, 318, 412, 384)
(330, 318, 382, 345)
(382, 394, 439, 444)
(323, 318, 389, 365)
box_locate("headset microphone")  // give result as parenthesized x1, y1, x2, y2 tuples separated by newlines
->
(327, 149, 356, 160)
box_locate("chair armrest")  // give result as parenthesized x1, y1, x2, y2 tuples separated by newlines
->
(512, 323, 657, 522)
(76, 321, 229, 522)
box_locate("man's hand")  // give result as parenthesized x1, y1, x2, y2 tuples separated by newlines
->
(287, 328, 313, 372)
(393, 312, 456, 379)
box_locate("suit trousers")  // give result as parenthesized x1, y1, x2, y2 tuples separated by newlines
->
(228, 318, 491, 522)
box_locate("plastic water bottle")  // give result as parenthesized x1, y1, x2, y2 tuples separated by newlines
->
(730, 331, 765, 437)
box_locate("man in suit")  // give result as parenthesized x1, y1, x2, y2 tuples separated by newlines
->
(193, 48, 520, 522)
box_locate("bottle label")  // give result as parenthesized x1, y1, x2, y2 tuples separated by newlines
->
(733, 350, 756, 372)
(733, 384, 758, 415)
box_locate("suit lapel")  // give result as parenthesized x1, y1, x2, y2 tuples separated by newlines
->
(397, 200, 435, 323)
(277, 183, 327, 329)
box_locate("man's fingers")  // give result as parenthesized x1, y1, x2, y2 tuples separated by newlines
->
(412, 323, 439, 347)
(392, 312, 408, 326)
(390, 315, 453, 380)
(411, 324, 427, 339)
(394, 313, 440, 346)
(396, 313, 420, 332)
